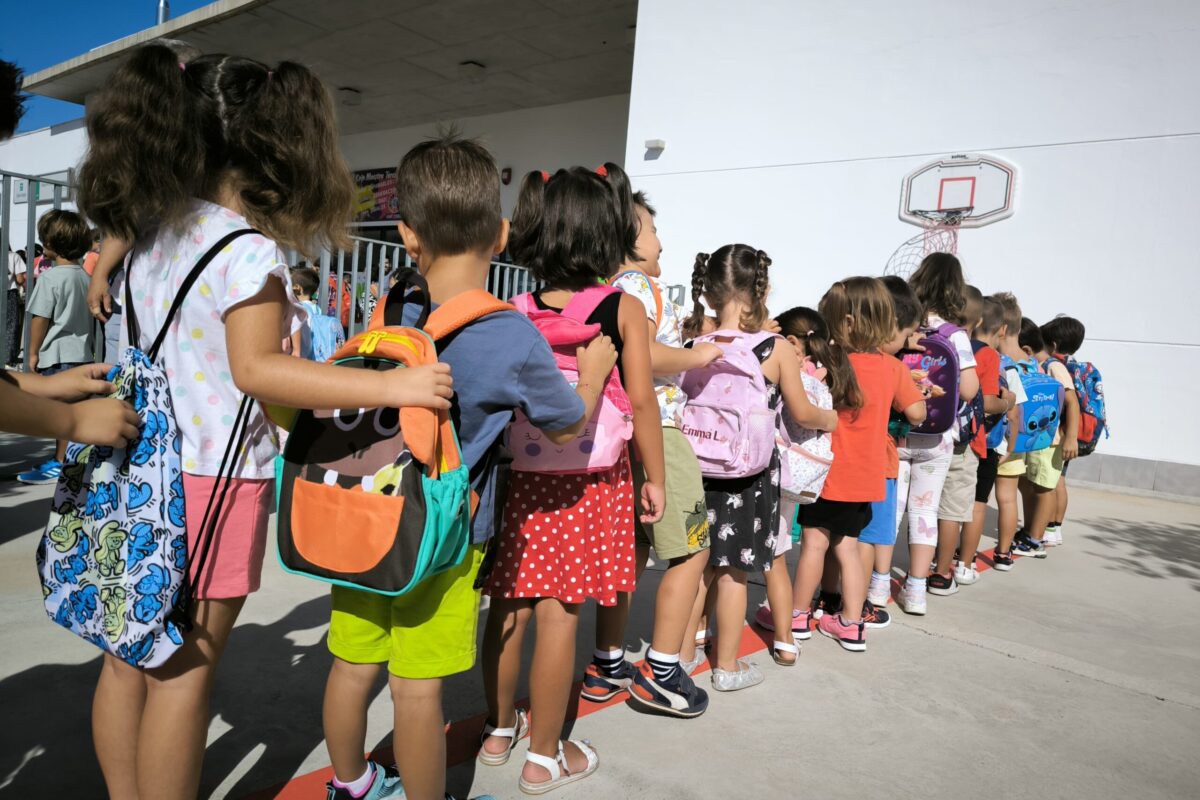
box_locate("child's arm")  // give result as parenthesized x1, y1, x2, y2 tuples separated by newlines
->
(87, 236, 131, 321)
(903, 399, 927, 425)
(224, 279, 452, 410)
(983, 388, 1013, 415)
(1060, 383, 1080, 460)
(649, 335, 722, 376)
(773, 345, 838, 432)
(618, 293, 666, 523)
(27, 315, 49, 372)
(0, 370, 140, 445)
(959, 366, 979, 402)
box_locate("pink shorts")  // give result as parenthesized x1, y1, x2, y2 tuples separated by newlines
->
(184, 473, 273, 599)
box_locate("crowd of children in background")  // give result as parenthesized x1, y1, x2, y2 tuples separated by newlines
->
(0, 43, 1107, 800)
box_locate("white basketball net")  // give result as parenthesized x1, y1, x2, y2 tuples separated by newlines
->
(884, 209, 969, 278)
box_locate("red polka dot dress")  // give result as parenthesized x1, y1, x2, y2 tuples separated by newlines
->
(484, 453, 637, 607)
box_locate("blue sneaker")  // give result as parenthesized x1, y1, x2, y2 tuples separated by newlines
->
(326, 762, 404, 800)
(16, 459, 62, 485)
(627, 660, 709, 718)
(580, 659, 638, 702)
(1013, 531, 1048, 559)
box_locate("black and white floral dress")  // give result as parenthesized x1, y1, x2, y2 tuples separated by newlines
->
(703, 337, 782, 573)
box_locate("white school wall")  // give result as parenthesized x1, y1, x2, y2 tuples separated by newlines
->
(625, 0, 1200, 472)
(0, 121, 89, 249)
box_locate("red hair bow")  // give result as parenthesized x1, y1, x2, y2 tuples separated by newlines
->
(540, 170, 551, 183)
(595, 164, 608, 178)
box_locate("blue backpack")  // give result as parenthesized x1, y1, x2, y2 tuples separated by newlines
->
(1001, 354, 1064, 454)
(36, 230, 256, 668)
(971, 340, 1008, 450)
(1059, 355, 1108, 456)
(306, 304, 345, 363)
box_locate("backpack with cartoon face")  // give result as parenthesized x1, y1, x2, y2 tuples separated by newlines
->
(1059, 355, 1108, 456)
(1001, 354, 1064, 453)
(276, 274, 513, 595)
(900, 322, 962, 435)
(37, 229, 257, 668)
(506, 286, 634, 474)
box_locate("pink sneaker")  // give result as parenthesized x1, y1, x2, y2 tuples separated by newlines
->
(754, 604, 812, 640)
(817, 614, 866, 652)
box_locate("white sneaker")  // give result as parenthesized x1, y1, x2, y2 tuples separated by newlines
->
(954, 561, 980, 585)
(1044, 529, 1063, 547)
(896, 585, 927, 615)
(867, 580, 891, 607)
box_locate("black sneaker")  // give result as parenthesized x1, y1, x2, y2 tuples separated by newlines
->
(862, 600, 890, 629)
(993, 550, 1014, 571)
(1014, 532, 1048, 559)
(812, 590, 842, 620)
(927, 572, 959, 596)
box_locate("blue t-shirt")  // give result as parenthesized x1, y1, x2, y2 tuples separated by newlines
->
(401, 301, 584, 543)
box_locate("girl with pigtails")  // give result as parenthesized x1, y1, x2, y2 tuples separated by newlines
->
(76, 43, 451, 799)
(678, 245, 837, 691)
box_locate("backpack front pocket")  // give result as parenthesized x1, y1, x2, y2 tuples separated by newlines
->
(290, 480, 404, 574)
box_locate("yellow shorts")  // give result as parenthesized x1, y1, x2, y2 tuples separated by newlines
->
(1024, 443, 1064, 490)
(328, 544, 485, 679)
(997, 453, 1026, 478)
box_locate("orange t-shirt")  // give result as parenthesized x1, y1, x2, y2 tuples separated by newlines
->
(823, 352, 926, 502)
(971, 343, 1001, 458)
(82, 251, 98, 276)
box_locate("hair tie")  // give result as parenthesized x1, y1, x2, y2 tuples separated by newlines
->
(805, 329, 815, 337)
(179, 62, 187, 72)
(539, 170, 550, 183)
(595, 164, 608, 178)
(267, 70, 274, 79)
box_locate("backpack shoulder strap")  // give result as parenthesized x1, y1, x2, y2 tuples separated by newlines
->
(141, 228, 260, 361)
(613, 270, 662, 326)
(509, 292, 537, 315)
(561, 284, 619, 324)
(425, 289, 516, 341)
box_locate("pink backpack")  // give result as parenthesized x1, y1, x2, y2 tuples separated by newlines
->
(679, 330, 778, 479)
(777, 368, 835, 504)
(508, 286, 633, 474)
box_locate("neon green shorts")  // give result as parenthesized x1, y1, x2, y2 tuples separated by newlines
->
(328, 544, 485, 679)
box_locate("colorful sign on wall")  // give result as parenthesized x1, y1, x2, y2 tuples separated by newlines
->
(353, 168, 400, 222)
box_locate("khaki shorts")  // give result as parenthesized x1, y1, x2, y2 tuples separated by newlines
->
(997, 453, 1026, 478)
(937, 448, 980, 523)
(634, 427, 710, 560)
(1025, 443, 1064, 490)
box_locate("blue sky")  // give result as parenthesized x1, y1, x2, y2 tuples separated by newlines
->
(1, 0, 214, 132)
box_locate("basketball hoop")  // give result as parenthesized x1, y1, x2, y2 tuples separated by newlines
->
(884, 208, 970, 278)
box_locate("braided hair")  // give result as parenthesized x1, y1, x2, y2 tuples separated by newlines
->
(682, 244, 771, 338)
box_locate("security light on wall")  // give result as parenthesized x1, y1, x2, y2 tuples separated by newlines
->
(338, 87, 362, 107)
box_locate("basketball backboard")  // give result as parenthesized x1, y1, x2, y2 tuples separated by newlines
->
(899, 153, 1017, 228)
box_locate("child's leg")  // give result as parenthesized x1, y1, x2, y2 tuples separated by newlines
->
(820, 549, 840, 595)
(92, 654, 147, 799)
(131, 597, 245, 799)
(712, 567, 749, 671)
(765, 553, 795, 656)
(323, 658, 385, 782)
(649, 548, 708, 658)
(790, 527, 831, 615)
(481, 598, 533, 757)
(389, 676, 445, 800)
(995, 475, 1020, 554)
(523, 598, 590, 782)
(859, 540, 875, 587)
(834, 534, 865, 622)
(1028, 487, 1054, 541)
(961, 501, 987, 565)
(1054, 475, 1069, 526)
(678, 566, 713, 664)
(1019, 476, 1036, 533)
(593, 590, 632, 664)
(54, 437, 67, 462)
(905, 446, 952, 580)
(884, 459, 912, 577)
(934, 520, 961, 577)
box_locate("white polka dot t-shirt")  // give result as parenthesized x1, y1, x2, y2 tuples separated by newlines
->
(123, 200, 303, 479)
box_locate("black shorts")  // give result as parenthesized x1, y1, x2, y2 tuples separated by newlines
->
(797, 498, 873, 538)
(975, 449, 1000, 503)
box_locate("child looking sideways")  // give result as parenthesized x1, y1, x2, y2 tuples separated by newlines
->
(1040, 315, 1088, 545)
(792, 278, 925, 652)
(991, 293, 1031, 571)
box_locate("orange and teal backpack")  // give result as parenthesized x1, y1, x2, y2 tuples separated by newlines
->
(275, 273, 513, 595)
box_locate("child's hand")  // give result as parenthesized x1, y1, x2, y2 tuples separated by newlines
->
(88, 277, 114, 322)
(690, 342, 723, 368)
(762, 318, 782, 334)
(1000, 387, 1016, 410)
(66, 398, 141, 447)
(1061, 436, 1078, 461)
(577, 335, 618, 385)
(386, 363, 453, 409)
(44, 363, 116, 401)
(639, 481, 665, 524)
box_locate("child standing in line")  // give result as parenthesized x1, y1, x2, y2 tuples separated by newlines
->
(956, 297, 1016, 582)
(756, 306, 861, 659)
(892, 254, 979, 615)
(929, 285, 986, 596)
(75, 44, 454, 800)
(288, 266, 321, 359)
(480, 166, 664, 795)
(16, 210, 99, 485)
(790, 278, 925, 652)
(991, 293, 1031, 571)
(681, 245, 837, 679)
(601, 185, 723, 717)
(1015, 318, 1079, 553)
(1040, 315, 1089, 546)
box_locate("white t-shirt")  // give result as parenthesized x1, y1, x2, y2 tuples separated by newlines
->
(123, 200, 303, 478)
(1045, 358, 1074, 445)
(611, 270, 688, 428)
(6, 251, 25, 291)
(907, 314, 978, 450)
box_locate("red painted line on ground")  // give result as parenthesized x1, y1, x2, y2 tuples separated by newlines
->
(244, 546, 1030, 798)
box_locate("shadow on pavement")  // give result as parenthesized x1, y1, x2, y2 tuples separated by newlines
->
(1080, 516, 1200, 592)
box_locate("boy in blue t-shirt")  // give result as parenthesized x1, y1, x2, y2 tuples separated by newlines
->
(319, 134, 616, 800)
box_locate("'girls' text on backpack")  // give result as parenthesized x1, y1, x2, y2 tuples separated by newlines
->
(901, 323, 963, 436)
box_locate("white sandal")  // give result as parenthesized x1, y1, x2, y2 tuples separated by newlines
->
(518, 739, 599, 795)
(478, 708, 529, 766)
(772, 640, 799, 667)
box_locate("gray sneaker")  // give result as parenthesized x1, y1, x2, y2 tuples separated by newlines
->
(710, 658, 764, 692)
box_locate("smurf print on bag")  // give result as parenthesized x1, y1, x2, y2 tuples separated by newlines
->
(36, 230, 258, 668)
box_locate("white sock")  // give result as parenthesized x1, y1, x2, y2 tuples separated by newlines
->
(332, 763, 374, 796)
(646, 647, 679, 664)
(870, 571, 890, 588)
(906, 575, 927, 590)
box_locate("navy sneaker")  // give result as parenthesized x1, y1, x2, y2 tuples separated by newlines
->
(1014, 532, 1048, 558)
(862, 600, 891, 629)
(326, 762, 403, 800)
(16, 459, 62, 485)
(993, 550, 1015, 571)
(628, 660, 709, 718)
(580, 659, 638, 702)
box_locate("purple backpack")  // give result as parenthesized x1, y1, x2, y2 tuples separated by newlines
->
(901, 322, 963, 435)
(679, 330, 778, 478)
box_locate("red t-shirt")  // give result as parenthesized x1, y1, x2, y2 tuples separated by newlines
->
(971, 343, 1001, 458)
(823, 352, 926, 502)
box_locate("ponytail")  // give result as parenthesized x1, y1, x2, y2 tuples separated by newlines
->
(509, 169, 549, 268)
(682, 252, 710, 338)
(739, 248, 771, 333)
(599, 161, 638, 264)
(777, 306, 863, 411)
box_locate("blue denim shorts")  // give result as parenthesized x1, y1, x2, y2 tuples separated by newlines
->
(858, 478, 898, 546)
